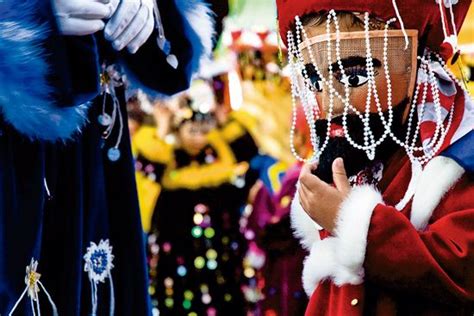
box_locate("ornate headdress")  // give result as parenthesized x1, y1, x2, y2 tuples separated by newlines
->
(172, 80, 217, 128)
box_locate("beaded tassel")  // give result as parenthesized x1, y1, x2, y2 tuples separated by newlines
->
(8, 259, 58, 316)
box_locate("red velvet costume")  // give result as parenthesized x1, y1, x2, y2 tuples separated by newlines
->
(295, 150, 474, 315)
(277, 0, 474, 315)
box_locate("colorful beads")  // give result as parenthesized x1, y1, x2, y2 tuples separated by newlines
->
(194, 204, 208, 214)
(191, 226, 203, 238)
(207, 307, 217, 316)
(206, 249, 217, 260)
(184, 290, 194, 301)
(165, 298, 174, 308)
(206, 260, 218, 270)
(202, 293, 212, 304)
(164, 277, 174, 288)
(162, 242, 172, 253)
(204, 228, 215, 239)
(177, 265, 187, 277)
(244, 267, 255, 278)
(193, 213, 204, 225)
(194, 257, 205, 269)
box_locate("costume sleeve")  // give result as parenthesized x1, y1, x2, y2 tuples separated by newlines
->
(160, 162, 243, 190)
(220, 110, 259, 163)
(120, 0, 214, 97)
(133, 126, 173, 185)
(160, 130, 244, 190)
(0, 0, 91, 141)
(329, 179, 474, 304)
(363, 201, 474, 303)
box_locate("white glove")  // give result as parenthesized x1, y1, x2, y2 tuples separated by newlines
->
(104, 0, 155, 54)
(52, 0, 119, 36)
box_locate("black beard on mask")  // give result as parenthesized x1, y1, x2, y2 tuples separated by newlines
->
(313, 99, 408, 183)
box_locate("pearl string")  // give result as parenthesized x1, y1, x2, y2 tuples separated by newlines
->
(287, 12, 457, 166)
(288, 31, 320, 162)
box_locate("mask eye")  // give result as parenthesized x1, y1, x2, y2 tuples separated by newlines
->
(306, 75, 323, 92)
(304, 64, 323, 92)
(339, 74, 369, 88)
(337, 67, 372, 88)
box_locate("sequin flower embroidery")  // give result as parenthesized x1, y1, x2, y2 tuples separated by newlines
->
(84, 239, 114, 283)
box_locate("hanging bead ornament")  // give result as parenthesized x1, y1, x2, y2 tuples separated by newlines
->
(435, 0, 462, 63)
(391, 0, 410, 49)
(8, 258, 58, 316)
(98, 64, 113, 127)
(98, 65, 125, 162)
(287, 10, 456, 167)
(84, 239, 115, 316)
(153, 0, 178, 69)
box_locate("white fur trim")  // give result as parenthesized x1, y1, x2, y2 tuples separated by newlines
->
(333, 185, 384, 285)
(290, 184, 322, 251)
(300, 185, 383, 296)
(411, 156, 464, 231)
(302, 238, 337, 296)
(298, 157, 465, 294)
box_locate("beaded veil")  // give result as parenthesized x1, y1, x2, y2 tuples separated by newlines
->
(281, 2, 473, 168)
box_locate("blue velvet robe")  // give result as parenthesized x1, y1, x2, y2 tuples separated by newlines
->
(0, 0, 211, 314)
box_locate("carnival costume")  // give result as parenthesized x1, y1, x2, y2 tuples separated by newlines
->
(0, 0, 213, 314)
(277, 0, 474, 314)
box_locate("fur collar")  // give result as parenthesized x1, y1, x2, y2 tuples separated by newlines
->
(411, 156, 465, 230)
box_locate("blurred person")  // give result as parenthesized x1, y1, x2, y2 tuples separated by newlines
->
(276, 0, 474, 315)
(243, 106, 311, 316)
(228, 29, 294, 164)
(133, 81, 259, 315)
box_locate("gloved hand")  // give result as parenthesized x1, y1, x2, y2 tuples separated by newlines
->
(52, 0, 119, 36)
(104, 0, 155, 54)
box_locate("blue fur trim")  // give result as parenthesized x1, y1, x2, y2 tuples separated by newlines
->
(0, 1, 89, 141)
(174, 0, 215, 79)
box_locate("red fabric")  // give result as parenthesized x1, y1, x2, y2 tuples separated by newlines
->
(276, 0, 472, 58)
(304, 151, 474, 315)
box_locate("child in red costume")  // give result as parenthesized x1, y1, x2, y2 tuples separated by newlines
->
(276, 0, 474, 315)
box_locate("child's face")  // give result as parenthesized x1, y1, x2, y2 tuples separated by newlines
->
(178, 121, 210, 156)
(300, 14, 417, 119)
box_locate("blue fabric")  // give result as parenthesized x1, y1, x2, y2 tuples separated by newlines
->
(250, 155, 287, 195)
(0, 0, 197, 141)
(0, 92, 151, 315)
(0, 0, 200, 313)
(0, 0, 90, 141)
(441, 130, 474, 174)
(121, 0, 194, 98)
